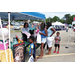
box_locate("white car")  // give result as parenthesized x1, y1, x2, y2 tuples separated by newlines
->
(13, 25, 21, 30)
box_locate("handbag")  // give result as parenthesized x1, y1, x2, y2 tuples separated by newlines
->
(28, 55, 34, 62)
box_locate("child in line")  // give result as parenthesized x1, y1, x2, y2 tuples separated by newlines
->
(53, 32, 61, 54)
(28, 36, 37, 61)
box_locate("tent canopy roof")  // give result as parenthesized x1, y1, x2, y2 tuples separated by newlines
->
(52, 21, 65, 26)
(0, 12, 45, 20)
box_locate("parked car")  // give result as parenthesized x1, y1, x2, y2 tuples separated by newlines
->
(13, 25, 21, 30)
(2, 21, 8, 26)
(11, 22, 15, 26)
(20, 22, 24, 26)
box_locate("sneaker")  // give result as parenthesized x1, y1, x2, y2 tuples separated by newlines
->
(53, 51, 56, 53)
(57, 51, 59, 54)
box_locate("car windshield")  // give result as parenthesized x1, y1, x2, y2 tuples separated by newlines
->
(3, 21, 7, 23)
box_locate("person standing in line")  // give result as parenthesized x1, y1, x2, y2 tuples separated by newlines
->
(53, 32, 61, 54)
(30, 24, 36, 31)
(66, 26, 68, 32)
(37, 22, 48, 59)
(46, 22, 56, 55)
(22, 22, 29, 32)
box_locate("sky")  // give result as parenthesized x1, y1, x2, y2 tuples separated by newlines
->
(40, 12, 75, 19)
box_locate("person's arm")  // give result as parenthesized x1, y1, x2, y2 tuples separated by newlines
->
(36, 30, 39, 34)
(31, 44, 34, 56)
(50, 28, 56, 37)
(31, 49, 33, 56)
(40, 29, 48, 36)
(58, 37, 61, 41)
(34, 42, 37, 47)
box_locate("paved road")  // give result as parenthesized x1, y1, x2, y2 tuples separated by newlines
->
(36, 29, 75, 62)
(0, 28, 75, 62)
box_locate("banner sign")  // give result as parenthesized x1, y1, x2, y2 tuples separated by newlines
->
(13, 42, 25, 62)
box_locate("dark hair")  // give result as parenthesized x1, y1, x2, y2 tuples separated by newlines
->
(29, 36, 34, 42)
(57, 32, 60, 34)
(24, 22, 29, 28)
(40, 22, 45, 31)
(29, 30, 34, 35)
(47, 22, 52, 28)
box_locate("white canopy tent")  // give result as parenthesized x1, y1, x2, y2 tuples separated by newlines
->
(52, 21, 65, 26)
(72, 21, 75, 25)
(33, 21, 40, 24)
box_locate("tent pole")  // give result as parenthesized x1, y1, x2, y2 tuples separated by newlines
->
(8, 12, 11, 62)
(0, 17, 8, 62)
(12, 16, 15, 37)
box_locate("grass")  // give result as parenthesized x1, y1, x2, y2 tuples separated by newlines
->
(10, 30, 22, 33)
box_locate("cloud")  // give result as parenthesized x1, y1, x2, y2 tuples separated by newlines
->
(40, 12, 75, 19)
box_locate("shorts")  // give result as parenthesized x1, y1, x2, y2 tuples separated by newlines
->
(46, 37, 54, 47)
(41, 38, 46, 43)
(55, 44, 60, 48)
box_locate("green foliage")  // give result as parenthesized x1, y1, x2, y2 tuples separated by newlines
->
(46, 14, 75, 24)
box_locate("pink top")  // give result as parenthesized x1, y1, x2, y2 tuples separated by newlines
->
(36, 29, 39, 34)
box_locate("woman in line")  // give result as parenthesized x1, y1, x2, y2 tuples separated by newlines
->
(46, 22, 56, 55)
(37, 22, 48, 59)
(22, 22, 29, 32)
(22, 22, 30, 41)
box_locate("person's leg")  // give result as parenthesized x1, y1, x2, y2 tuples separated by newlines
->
(43, 43, 46, 49)
(46, 37, 54, 55)
(33, 45, 36, 59)
(37, 43, 44, 58)
(58, 44, 60, 52)
(48, 47, 52, 55)
(33, 45, 37, 61)
(57, 44, 60, 54)
(53, 44, 57, 53)
(47, 44, 48, 50)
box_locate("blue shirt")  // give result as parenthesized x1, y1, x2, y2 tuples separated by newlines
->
(30, 27, 35, 30)
(47, 27, 53, 37)
(41, 29, 46, 38)
(28, 43, 34, 54)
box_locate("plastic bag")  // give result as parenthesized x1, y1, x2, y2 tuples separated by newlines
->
(28, 56, 34, 62)
(37, 33, 41, 44)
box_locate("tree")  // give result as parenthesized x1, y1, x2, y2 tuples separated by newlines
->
(67, 15, 75, 24)
(64, 14, 71, 23)
(60, 19, 65, 23)
(52, 16, 60, 22)
(46, 17, 52, 23)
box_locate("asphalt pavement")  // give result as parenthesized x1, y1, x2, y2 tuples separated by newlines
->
(0, 28, 75, 62)
(36, 29, 75, 62)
